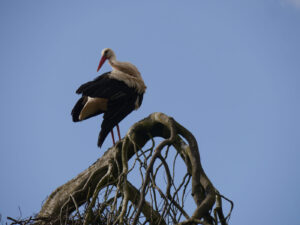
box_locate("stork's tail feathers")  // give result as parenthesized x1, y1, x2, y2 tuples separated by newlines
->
(97, 127, 110, 148)
(97, 137, 104, 148)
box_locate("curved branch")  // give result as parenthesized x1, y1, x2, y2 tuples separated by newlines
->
(34, 112, 230, 225)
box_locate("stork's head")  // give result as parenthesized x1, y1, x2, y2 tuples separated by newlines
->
(97, 48, 115, 72)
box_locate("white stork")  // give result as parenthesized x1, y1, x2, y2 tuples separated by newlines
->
(71, 48, 146, 148)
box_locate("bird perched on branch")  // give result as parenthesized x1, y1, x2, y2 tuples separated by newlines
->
(71, 48, 146, 148)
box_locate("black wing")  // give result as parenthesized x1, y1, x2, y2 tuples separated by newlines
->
(75, 72, 110, 94)
(76, 72, 133, 99)
(71, 96, 106, 122)
(71, 96, 85, 122)
(97, 92, 138, 147)
(73, 71, 143, 147)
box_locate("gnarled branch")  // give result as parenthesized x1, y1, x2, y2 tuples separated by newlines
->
(33, 112, 232, 225)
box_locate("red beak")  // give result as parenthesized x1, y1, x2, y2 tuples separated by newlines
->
(97, 56, 107, 72)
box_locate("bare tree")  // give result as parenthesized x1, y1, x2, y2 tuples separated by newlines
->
(8, 112, 233, 225)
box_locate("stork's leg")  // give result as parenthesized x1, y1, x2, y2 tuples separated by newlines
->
(111, 129, 116, 145)
(117, 124, 121, 141)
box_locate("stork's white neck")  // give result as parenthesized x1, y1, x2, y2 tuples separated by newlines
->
(109, 58, 139, 76)
(107, 57, 146, 94)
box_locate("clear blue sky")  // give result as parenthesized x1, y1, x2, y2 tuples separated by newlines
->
(1, 1, 300, 224)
